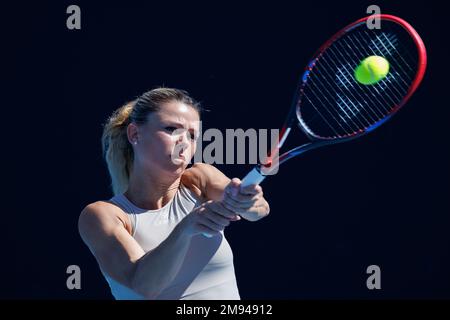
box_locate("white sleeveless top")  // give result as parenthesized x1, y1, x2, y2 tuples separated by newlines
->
(104, 183, 240, 300)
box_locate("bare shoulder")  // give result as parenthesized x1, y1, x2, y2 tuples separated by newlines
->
(182, 163, 230, 200)
(198, 163, 225, 175)
(183, 163, 225, 181)
(78, 201, 132, 240)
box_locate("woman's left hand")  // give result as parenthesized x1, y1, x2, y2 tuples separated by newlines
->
(221, 178, 270, 222)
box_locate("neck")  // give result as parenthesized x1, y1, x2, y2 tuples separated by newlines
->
(125, 164, 182, 210)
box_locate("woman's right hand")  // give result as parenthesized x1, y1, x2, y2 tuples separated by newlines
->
(178, 200, 241, 237)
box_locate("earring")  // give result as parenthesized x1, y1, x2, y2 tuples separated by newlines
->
(133, 141, 137, 145)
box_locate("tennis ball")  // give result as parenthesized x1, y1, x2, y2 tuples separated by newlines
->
(354, 56, 390, 85)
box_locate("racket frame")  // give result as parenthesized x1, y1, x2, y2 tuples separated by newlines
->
(242, 14, 427, 187)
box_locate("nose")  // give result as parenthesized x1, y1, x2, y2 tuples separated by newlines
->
(177, 131, 190, 143)
(175, 133, 190, 154)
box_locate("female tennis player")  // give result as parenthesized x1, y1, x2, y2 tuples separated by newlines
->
(78, 88, 270, 300)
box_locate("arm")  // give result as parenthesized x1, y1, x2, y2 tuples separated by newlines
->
(78, 200, 237, 299)
(182, 163, 270, 221)
(78, 202, 191, 299)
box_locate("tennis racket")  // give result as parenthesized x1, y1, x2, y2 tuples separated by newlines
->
(240, 14, 427, 187)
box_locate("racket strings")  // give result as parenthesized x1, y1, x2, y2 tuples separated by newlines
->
(309, 65, 370, 132)
(336, 35, 403, 110)
(329, 32, 407, 120)
(304, 49, 388, 136)
(299, 21, 419, 138)
(369, 32, 398, 56)
(303, 53, 387, 136)
(317, 52, 384, 126)
(371, 30, 416, 75)
(304, 50, 382, 134)
(334, 63, 385, 123)
(357, 31, 413, 94)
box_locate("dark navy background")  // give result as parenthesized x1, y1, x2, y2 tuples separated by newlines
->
(7, 1, 450, 299)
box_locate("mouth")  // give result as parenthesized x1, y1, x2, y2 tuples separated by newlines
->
(174, 148, 186, 160)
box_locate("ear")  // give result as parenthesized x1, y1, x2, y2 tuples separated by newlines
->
(127, 123, 139, 145)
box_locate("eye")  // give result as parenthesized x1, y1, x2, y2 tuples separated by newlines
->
(189, 130, 200, 141)
(164, 126, 177, 132)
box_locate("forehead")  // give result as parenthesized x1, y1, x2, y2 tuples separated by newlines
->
(155, 101, 200, 125)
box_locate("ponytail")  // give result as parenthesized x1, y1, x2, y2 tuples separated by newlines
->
(101, 101, 135, 195)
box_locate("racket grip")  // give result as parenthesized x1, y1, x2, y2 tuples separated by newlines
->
(241, 166, 266, 187)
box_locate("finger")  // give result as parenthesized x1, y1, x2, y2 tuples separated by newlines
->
(226, 178, 241, 196)
(208, 201, 239, 219)
(216, 199, 246, 216)
(199, 216, 225, 232)
(204, 210, 231, 227)
(227, 190, 262, 203)
(223, 194, 255, 209)
(223, 196, 268, 215)
(240, 184, 262, 195)
(230, 215, 241, 221)
(230, 178, 241, 187)
(225, 178, 241, 191)
(221, 200, 243, 214)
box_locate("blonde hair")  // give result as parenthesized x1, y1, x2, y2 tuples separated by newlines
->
(101, 88, 201, 195)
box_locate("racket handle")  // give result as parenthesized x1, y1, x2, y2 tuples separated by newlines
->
(241, 166, 266, 187)
(202, 166, 266, 238)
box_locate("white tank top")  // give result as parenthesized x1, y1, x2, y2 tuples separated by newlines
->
(104, 183, 240, 300)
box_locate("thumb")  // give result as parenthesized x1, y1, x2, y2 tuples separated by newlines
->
(229, 178, 241, 196)
(230, 177, 241, 186)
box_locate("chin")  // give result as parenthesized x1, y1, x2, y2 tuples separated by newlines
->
(166, 158, 188, 173)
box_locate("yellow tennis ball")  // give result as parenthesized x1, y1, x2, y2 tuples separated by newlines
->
(354, 56, 390, 85)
